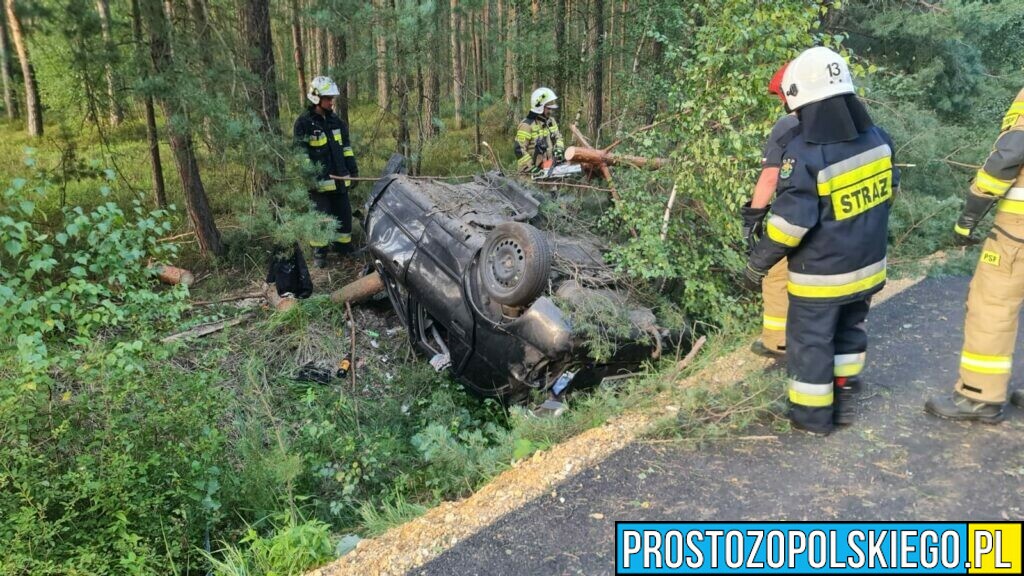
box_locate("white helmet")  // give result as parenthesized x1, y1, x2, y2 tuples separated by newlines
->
(307, 76, 341, 106)
(529, 87, 559, 114)
(780, 47, 855, 111)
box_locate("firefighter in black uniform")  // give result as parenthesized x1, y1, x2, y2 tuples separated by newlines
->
(294, 76, 359, 267)
(744, 47, 899, 435)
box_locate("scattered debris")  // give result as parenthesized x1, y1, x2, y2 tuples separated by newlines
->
(161, 312, 255, 343)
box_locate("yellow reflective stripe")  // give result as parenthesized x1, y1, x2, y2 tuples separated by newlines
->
(960, 351, 1012, 375)
(817, 157, 893, 197)
(763, 315, 786, 330)
(997, 198, 1024, 215)
(834, 353, 865, 377)
(789, 389, 834, 407)
(954, 224, 972, 236)
(974, 169, 1013, 196)
(317, 179, 337, 192)
(788, 380, 834, 407)
(309, 240, 328, 247)
(766, 222, 801, 247)
(335, 234, 352, 244)
(788, 269, 886, 299)
(343, 148, 355, 157)
(516, 131, 532, 140)
(1007, 102, 1024, 116)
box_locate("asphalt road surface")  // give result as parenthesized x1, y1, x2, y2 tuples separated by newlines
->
(416, 277, 1024, 576)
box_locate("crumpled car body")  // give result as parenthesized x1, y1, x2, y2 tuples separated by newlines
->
(364, 161, 681, 400)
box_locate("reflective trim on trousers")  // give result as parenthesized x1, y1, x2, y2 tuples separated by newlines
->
(763, 315, 786, 331)
(997, 198, 1024, 215)
(317, 179, 337, 192)
(788, 380, 834, 408)
(834, 352, 866, 377)
(960, 351, 1012, 375)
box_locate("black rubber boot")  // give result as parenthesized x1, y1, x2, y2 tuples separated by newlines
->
(331, 241, 354, 256)
(833, 382, 856, 427)
(1011, 389, 1024, 409)
(924, 392, 1004, 424)
(750, 340, 785, 358)
(789, 416, 831, 436)
(313, 247, 328, 269)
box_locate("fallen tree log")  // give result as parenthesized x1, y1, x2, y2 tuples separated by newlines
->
(152, 264, 195, 286)
(263, 282, 298, 312)
(330, 271, 385, 305)
(564, 146, 667, 170)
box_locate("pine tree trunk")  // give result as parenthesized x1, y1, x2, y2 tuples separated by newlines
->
(240, 0, 279, 198)
(290, 0, 306, 105)
(95, 0, 123, 126)
(328, 33, 349, 126)
(449, 0, 462, 130)
(131, 0, 166, 208)
(588, 0, 604, 142)
(555, 0, 566, 108)
(0, 9, 17, 120)
(240, 0, 279, 133)
(503, 0, 518, 111)
(481, 0, 490, 94)
(473, 12, 481, 156)
(4, 0, 40, 136)
(143, 0, 222, 255)
(374, 0, 388, 109)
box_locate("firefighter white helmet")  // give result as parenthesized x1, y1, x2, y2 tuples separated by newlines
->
(307, 76, 341, 106)
(781, 47, 855, 111)
(529, 87, 559, 114)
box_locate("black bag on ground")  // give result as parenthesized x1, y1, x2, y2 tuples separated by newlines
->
(266, 244, 313, 298)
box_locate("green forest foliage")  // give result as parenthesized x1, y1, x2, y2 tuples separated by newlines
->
(0, 0, 1022, 573)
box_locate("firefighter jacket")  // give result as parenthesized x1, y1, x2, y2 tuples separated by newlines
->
(961, 88, 1024, 221)
(514, 112, 564, 172)
(293, 106, 358, 192)
(749, 125, 900, 304)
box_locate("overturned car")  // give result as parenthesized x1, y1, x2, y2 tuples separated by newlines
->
(362, 157, 685, 401)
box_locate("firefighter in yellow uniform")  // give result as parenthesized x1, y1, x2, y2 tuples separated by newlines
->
(744, 47, 899, 435)
(925, 87, 1024, 423)
(743, 62, 798, 357)
(515, 87, 565, 174)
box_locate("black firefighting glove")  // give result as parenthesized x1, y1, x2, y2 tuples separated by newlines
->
(740, 202, 770, 256)
(554, 147, 565, 163)
(740, 264, 766, 292)
(534, 140, 549, 158)
(953, 193, 997, 246)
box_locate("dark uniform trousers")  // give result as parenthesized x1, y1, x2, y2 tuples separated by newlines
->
(787, 299, 869, 432)
(308, 188, 352, 248)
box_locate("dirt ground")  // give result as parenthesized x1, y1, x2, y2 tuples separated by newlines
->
(309, 277, 950, 576)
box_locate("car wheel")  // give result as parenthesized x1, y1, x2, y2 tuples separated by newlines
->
(480, 222, 552, 306)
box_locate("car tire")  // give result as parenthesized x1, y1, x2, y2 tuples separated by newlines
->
(480, 222, 552, 307)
